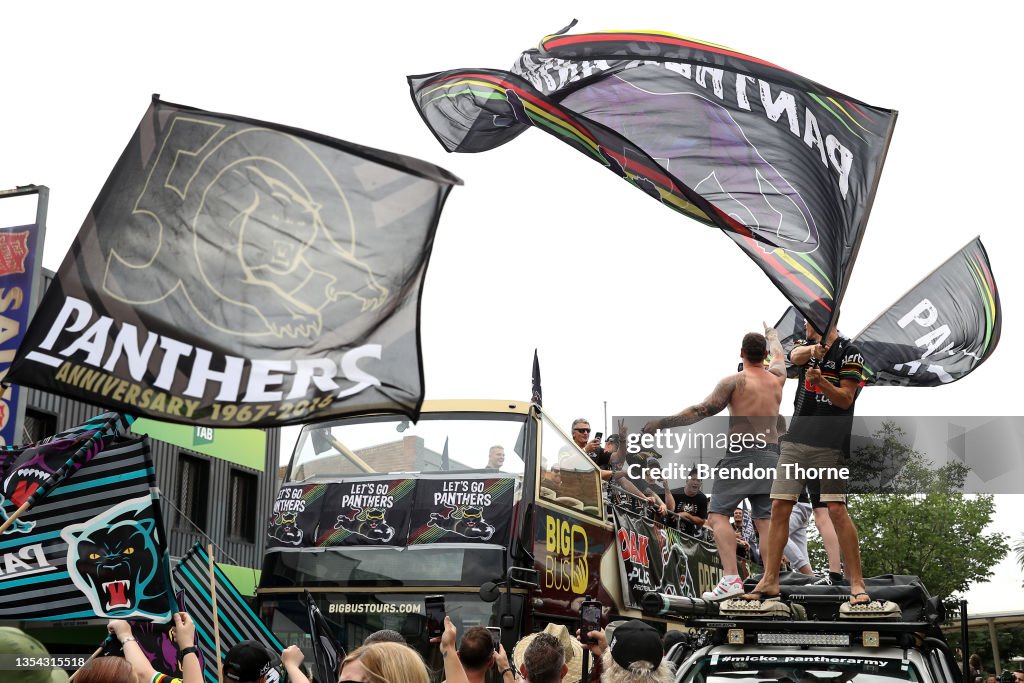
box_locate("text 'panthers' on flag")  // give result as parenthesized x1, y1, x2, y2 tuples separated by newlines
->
(409, 26, 897, 334)
(174, 544, 284, 683)
(7, 96, 463, 428)
(854, 238, 1000, 386)
(0, 435, 174, 622)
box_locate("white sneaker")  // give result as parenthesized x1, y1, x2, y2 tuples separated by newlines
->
(702, 575, 744, 601)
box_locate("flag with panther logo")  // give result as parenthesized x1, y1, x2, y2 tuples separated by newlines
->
(0, 434, 175, 622)
(8, 96, 462, 428)
(410, 24, 897, 335)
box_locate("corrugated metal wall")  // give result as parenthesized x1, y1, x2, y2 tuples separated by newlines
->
(18, 271, 280, 569)
(23, 385, 280, 568)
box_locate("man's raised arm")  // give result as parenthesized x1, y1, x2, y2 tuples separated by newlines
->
(643, 376, 735, 432)
(764, 322, 787, 382)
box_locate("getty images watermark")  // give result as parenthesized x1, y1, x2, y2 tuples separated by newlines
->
(612, 416, 1024, 494)
(625, 428, 847, 483)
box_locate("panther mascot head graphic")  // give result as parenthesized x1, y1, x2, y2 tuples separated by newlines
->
(428, 505, 496, 541)
(61, 496, 171, 620)
(2, 435, 91, 507)
(334, 507, 395, 542)
(268, 511, 304, 546)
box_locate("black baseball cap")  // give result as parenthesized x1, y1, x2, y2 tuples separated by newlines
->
(224, 640, 275, 682)
(609, 620, 663, 670)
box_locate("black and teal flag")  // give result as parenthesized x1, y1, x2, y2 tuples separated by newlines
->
(174, 543, 284, 683)
(0, 435, 174, 621)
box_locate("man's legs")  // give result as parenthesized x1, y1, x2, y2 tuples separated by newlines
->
(813, 503, 842, 576)
(744, 497, 794, 597)
(827, 501, 868, 603)
(709, 512, 739, 577)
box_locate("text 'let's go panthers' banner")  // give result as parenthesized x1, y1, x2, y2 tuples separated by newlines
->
(266, 475, 515, 550)
(613, 507, 722, 610)
(7, 97, 462, 428)
(0, 435, 174, 621)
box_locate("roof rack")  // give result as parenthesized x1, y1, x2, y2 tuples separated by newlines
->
(642, 591, 941, 648)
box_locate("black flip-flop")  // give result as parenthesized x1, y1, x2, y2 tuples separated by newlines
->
(849, 591, 872, 605)
(738, 591, 781, 602)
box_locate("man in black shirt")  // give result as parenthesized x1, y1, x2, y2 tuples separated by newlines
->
(666, 468, 708, 537)
(744, 319, 870, 604)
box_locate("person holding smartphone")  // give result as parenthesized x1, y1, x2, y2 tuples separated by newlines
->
(570, 418, 601, 456)
(438, 623, 515, 683)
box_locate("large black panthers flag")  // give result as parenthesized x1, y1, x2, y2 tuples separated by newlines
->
(613, 506, 722, 609)
(0, 435, 174, 621)
(8, 97, 462, 428)
(854, 238, 1000, 386)
(410, 26, 896, 335)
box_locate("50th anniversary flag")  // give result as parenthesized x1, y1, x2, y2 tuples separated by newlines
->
(7, 97, 461, 428)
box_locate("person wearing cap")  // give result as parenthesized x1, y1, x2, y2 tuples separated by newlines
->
(513, 623, 583, 683)
(581, 620, 674, 683)
(0, 626, 71, 683)
(222, 640, 278, 683)
(109, 614, 203, 683)
(643, 326, 786, 601)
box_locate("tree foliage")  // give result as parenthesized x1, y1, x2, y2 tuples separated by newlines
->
(808, 422, 1008, 604)
(1015, 535, 1024, 588)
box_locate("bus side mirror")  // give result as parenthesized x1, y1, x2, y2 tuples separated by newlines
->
(479, 581, 501, 603)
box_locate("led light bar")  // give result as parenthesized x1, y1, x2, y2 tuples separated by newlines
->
(756, 632, 851, 646)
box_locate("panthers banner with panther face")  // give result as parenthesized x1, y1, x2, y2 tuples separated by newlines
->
(410, 27, 896, 335)
(0, 435, 175, 621)
(7, 97, 462, 428)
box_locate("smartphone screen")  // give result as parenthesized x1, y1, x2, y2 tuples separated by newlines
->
(579, 600, 602, 644)
(486, 626, 501, 651)
(594, 432, 603, 442)
(424, 595, 445, 639)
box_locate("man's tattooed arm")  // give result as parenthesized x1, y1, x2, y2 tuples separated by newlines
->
(655, 376, 735, 429)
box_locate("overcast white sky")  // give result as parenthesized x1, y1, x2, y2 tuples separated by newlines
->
(1, 2, 1021, 613)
